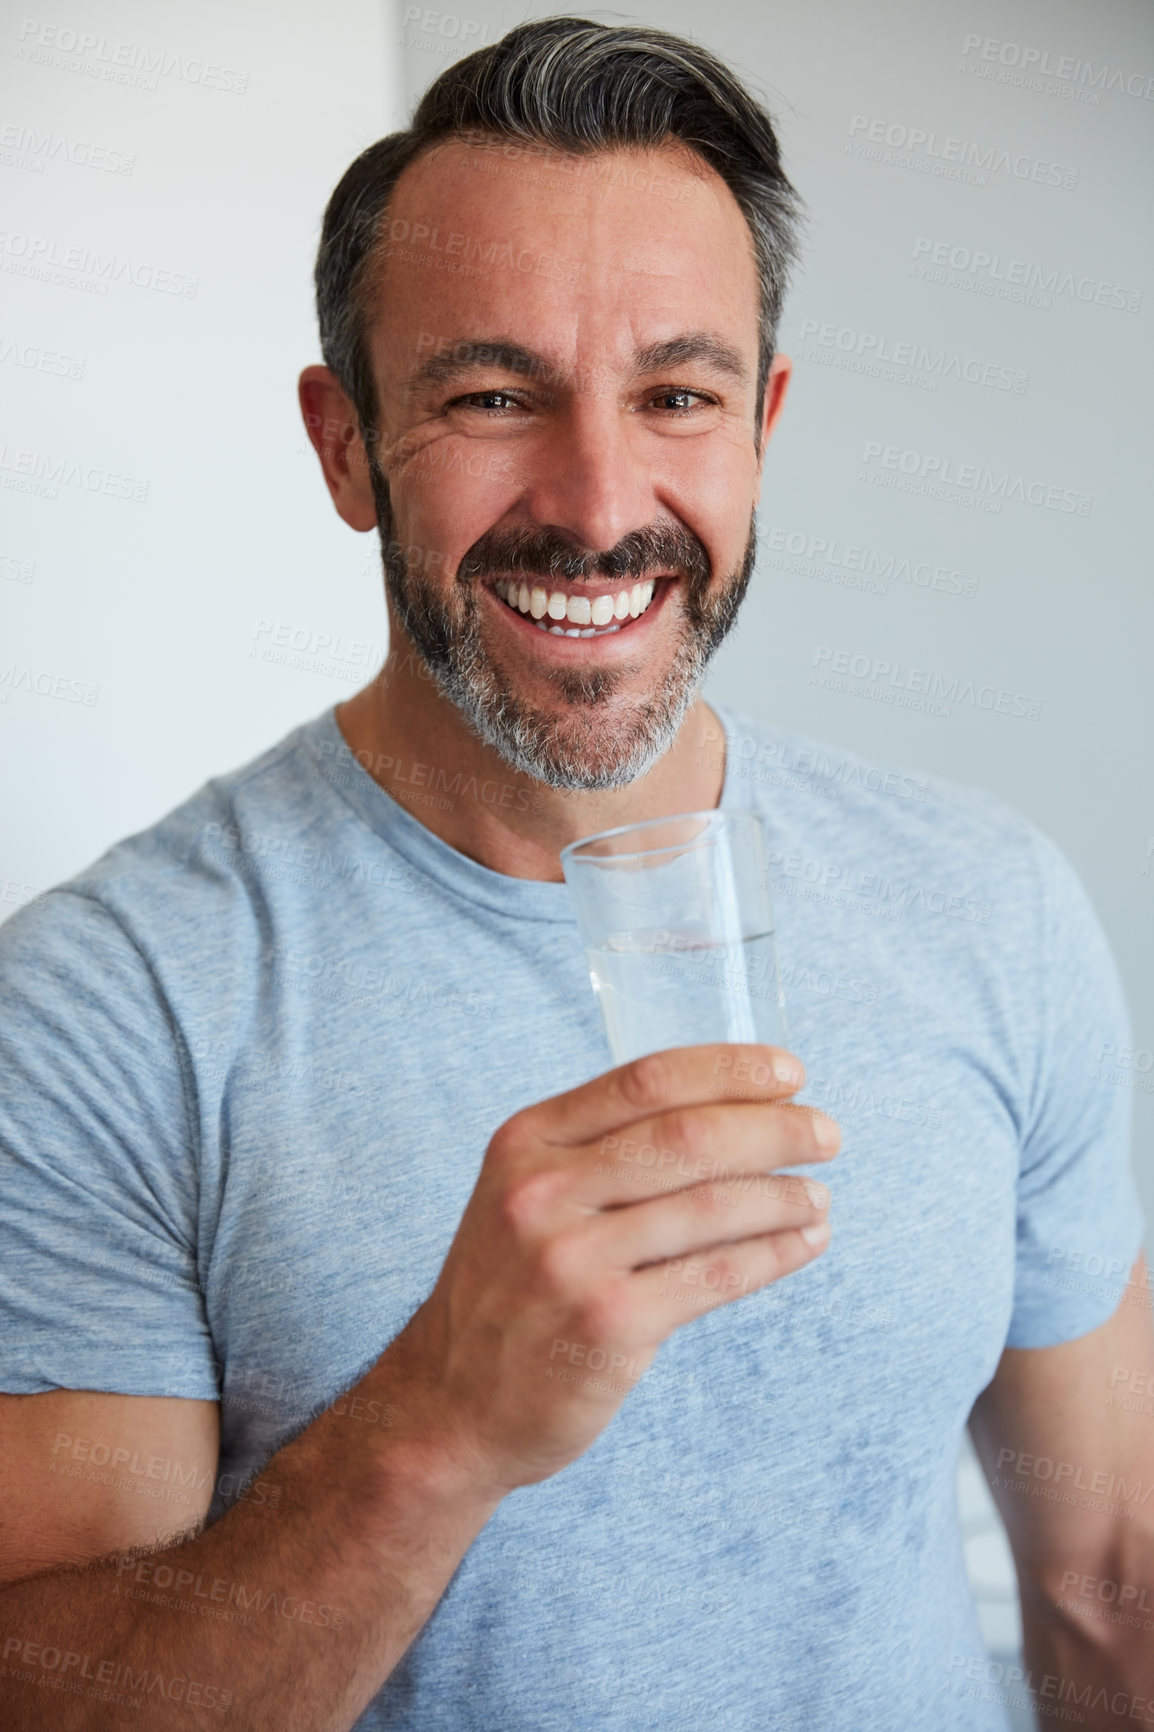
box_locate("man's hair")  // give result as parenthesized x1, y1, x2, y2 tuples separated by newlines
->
(314, 15, 803, 446)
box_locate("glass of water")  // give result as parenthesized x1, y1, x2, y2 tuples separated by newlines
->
(560, 810, 787, 1066)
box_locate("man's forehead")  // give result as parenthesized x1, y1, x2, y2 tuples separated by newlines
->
(381, 130, 747, 263)
(368, 136, 759, 389)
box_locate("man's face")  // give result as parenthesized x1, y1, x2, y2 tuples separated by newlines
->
(363, 136, 783, 789)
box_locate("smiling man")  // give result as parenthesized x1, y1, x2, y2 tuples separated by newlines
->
(303, 91, 791, 860)
(1, 18, 1151, 1732)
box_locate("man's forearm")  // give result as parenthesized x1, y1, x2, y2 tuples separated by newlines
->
(0, 1356, 503, 1732)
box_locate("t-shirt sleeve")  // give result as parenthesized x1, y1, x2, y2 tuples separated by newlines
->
(1006, 830, 1147, 1348)
(0, 889, 220, 1398)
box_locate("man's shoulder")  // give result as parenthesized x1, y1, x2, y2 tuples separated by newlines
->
(717, 704, 1037, 852)
(713, 705, 1059, 930)
(0, 711, 338, 958)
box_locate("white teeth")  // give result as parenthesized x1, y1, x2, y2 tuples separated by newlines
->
(496, 578, 659, 630)
(549, 624, 565, 634)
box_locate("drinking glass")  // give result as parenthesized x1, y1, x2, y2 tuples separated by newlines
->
(560, 810, 787, 1065)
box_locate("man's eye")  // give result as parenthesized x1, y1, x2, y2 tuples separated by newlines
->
(453, 391, 523, 413)
(649, 390, 713, 413)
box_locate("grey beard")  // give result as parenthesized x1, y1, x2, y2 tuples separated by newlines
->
(369, 461, 756, 791)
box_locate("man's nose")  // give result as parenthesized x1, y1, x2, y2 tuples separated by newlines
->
(514, 398, 661, 557)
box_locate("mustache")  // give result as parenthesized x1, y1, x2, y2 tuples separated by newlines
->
(454, 523, 712, 588)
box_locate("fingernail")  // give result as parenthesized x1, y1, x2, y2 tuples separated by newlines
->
(811, 1113, 839, 1150)
(803, 1180, 829, 1208)
(773, 1059, 799, 1084)
(801, 1220, 831, 1247)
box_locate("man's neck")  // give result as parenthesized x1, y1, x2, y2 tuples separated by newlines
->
(334, 639, 727, 884)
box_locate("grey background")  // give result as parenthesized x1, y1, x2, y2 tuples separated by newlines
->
(2, 0, 1151, 1702)
(0, 0, 403, 904)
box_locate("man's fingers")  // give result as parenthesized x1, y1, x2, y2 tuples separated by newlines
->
(598, 1167, 830, 1273)
(583, 1098, 839, 1210)
(530, 1044, 807, 1150)
(629, 1220, 832, 1325)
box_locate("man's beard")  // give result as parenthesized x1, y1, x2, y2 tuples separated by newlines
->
(369, 458, 756, 792)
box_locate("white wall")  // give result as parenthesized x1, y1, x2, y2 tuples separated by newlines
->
(1, 0, 403, 909)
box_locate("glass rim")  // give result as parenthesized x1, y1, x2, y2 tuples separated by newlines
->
(560, 808, 762, 867)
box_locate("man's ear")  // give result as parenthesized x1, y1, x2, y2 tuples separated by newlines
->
(298, 366, 378, 532)
(753, 353, 792, 503)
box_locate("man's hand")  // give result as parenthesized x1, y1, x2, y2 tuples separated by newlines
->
(387, 1043, 838, 1496)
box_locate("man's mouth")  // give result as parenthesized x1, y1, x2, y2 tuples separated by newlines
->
(492, 577, 658, 638)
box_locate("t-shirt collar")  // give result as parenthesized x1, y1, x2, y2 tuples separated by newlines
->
(304, 702, 741, 922)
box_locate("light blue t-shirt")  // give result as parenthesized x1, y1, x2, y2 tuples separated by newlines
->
(0, 704, 1144, 1731)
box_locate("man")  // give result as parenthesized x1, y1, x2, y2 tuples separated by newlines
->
(0, 17, 1150, 1731)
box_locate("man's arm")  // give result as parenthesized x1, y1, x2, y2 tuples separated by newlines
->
(0, 1357, 504, 1732)
(969, 1252, 1154, 1729)
(0, 1044, 835, 1731)
(0, 1390, 220, 1580)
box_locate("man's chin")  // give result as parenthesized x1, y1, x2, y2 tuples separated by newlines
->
(456, 680, 697, 792)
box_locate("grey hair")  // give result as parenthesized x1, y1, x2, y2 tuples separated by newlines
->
(314, 16, 803, 448)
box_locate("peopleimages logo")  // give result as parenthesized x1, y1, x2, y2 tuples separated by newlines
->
(380, 216, 583, 284)
(15, 20, 249, 94)
(401, 5, 492, 52)
(0, 663, 100, 706)
(0, 121, 135, 176)
(0, 231, 198, 299)
(797, 318, 1027, 395)
(0, 552, 36, 583)
(910, 238, 1141, 314)
(764, 524, 978, 600)
(0, 334, 86, 380)
(0, 443, 148, 502)
(846, 115, 1078, 189)
(960, 34, 1154, 102)
(859, 440, 1092, 517)
(811, 645, 1044, 723)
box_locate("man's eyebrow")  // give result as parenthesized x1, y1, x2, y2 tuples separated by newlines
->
(406, 341, 559, 397)
(405, 331, 750, 397)
(632, 333, 750, 384)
